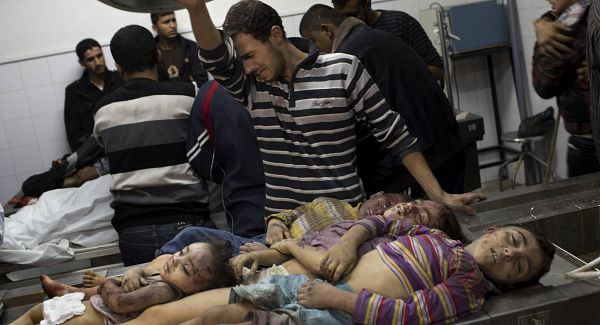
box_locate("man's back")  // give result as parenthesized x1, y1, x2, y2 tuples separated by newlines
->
(94, 78, 210, 231)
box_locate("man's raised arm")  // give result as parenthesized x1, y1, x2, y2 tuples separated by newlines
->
(174, 0, 222, 50)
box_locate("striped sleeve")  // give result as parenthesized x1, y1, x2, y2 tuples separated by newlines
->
(345, 57, 418, 164)
(352, 252, 489, 324)
(198, 30, 251, 107)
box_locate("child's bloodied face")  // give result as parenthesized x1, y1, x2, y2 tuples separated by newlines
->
(382, 200, 447, 229)
(160, 242, 215, 295)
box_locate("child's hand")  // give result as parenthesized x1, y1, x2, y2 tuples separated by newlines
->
(121, 268, 147, 293)
(297, 280, 338, 309)
(230, 253, 260, 280)
(266, 219, 291, 245)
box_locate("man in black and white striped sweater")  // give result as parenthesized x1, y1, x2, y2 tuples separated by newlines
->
(175, 0, 484, 245)
(94, 25, 214, 266)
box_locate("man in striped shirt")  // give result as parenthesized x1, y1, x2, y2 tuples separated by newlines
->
(94, 25, 214, 266)
(332, 0, 445, 82)
(175, 0, 483, 245)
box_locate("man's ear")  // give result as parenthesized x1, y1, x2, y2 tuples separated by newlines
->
(321, 24, 335, 40)
(270, 25, 284, 44)
(78, 60, 85, 68)
(151, 24, 157, 33)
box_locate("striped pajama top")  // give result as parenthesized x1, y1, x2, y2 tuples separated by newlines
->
(353, 215, 495, 324)
(199, 32, 418, 214)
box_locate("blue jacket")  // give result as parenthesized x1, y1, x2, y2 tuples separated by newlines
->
(187, 81, 266, 237)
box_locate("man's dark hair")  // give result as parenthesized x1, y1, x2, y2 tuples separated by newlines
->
(75, 38, 101, 61)
(205, 240, 237, 289)
(331, 0, 367, 6)
(299, 4, 346, 35)
(223, 0, 286, 42)
(110, 25, 158, 74)
(496, 225, 555, 291)
(150, 11, 175, 25)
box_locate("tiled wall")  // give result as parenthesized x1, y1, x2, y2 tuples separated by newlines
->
(0, 46, 117, 203)
(0, 0, 567, 204)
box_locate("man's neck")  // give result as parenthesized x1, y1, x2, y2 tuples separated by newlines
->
(366, 9, 381, 26)
(281, 41, 309, 82)
(123, 68, 158, 82)
(157, 36, 178, 50)
(88, 72, 105, 89)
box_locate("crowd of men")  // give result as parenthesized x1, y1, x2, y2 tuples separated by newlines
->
(25, 0, 600, 324)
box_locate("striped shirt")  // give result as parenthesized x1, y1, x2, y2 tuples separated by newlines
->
(372, 10, 444, 70)
(199, 32, 418, 214)
(353, 215, 494, 324)
(94, 78, 210, 231)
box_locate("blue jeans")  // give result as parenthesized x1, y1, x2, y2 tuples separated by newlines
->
(157, 226, 265, 256)
(118, 221, 214, 266)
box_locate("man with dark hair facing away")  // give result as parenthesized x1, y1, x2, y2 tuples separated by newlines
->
(151, 11, 208, 84)
(93, 25, 214, 266)
(65, 38, 123, 152)
(300, 5, 465, 197)
(172, 0, 484, 248)
(332, 0, 444, 82)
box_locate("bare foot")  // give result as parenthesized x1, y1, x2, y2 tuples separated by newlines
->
(83, 269, 105, 288)
(239, 242, 268, 254)
(40, 275, 98, 300)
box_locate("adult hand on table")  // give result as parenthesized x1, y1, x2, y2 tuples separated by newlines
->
(534, 18, 574, 58)
(435, 192, 486, 216)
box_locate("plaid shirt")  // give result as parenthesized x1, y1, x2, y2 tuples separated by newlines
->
(532, 6, 591, 135)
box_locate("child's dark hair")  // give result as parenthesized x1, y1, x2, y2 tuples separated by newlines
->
(439, 204, 466, 243)
(205, 240, 237, 289)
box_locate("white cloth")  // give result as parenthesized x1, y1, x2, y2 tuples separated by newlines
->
(0, 175, 117, 265)
(41, 292, 86, 325)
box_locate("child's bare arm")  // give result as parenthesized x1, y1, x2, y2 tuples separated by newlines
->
(98, 278, 179, 314)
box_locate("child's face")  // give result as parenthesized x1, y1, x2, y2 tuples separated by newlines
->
(382, 200, 446, 229)
(358, 192, 410, 218)
(160, 243, 214, 295)
(548, 0, 577, 15)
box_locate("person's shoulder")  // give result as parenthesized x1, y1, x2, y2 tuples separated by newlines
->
(65, 73, 85, 92)
(379, 9, 413, 21)
(317, 52, 357, 63)
(156, 80, 197, 97)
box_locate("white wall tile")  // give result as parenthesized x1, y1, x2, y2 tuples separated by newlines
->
(47, 52, 81, 84)
(0, 148, 16, 177)
(4, 117, 37, 147)
(38, 139, 70, 164)
(54, 82, 69, 111)
(0, 90, 30, 120)
(32, 112, 66, 142)
(0, 63, 24, 94)
(0, 175, 20, 204)
(17, 170, 44, 186)
(26, 85, 59, 115)
(0, 123, 8, 150)
(19, 58, 52, 88)
(11, 144, 43, 174)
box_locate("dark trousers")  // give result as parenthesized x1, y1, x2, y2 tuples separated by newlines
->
(567, 135, 600, 177)
(118, 218, 215, 266)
